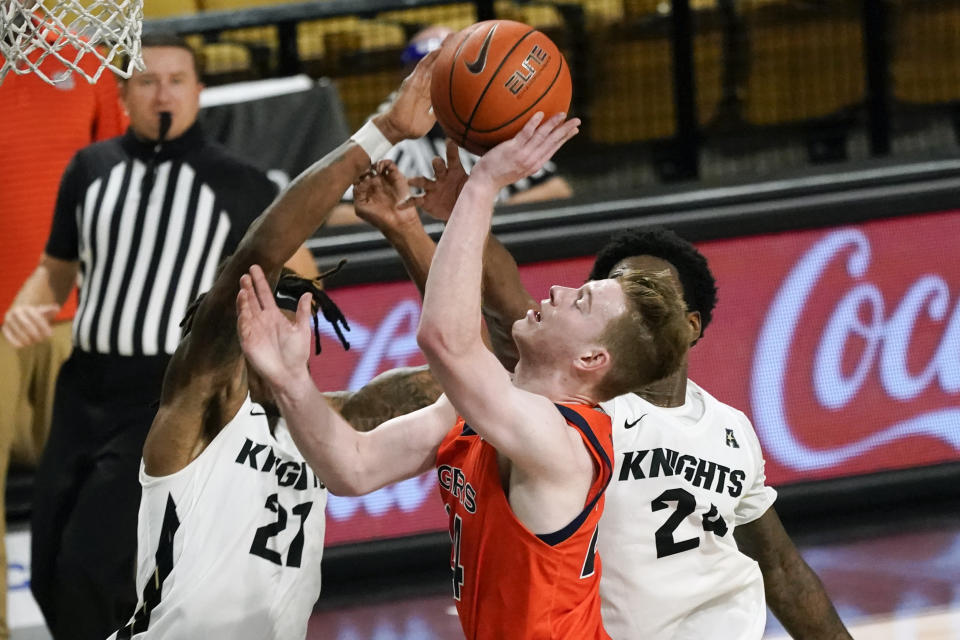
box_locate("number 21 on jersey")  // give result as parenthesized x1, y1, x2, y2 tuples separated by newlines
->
(249, 493, 314, 568)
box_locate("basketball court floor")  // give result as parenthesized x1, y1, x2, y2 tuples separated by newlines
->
(8, 499, 960, 639)
(307, 501, 960, 640)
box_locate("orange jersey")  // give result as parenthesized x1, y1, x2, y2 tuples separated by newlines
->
(436, 403, 614, 640)
(0, 35, 127, 319)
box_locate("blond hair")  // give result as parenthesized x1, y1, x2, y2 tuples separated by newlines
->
(594, 269, 689, 400)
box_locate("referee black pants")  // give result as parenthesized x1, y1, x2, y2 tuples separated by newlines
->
(30, 350, 169, 640)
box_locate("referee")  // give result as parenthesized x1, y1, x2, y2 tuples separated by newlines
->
(4, 34, 310, 640)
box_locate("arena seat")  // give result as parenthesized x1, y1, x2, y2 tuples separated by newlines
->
(622, 0, 717, 20)
(495, 2, 565, 30)
(376, 3, 477, 32)
(574, 0, 625, 28)
(142, 0, 199, 18)
(890, 0, 960, 105)
(141, 0, 255, 81)
(588, 20, 724, 143)
(741, 2, 864, 126)
(198, 0, 294, 64)
(201, 42, 258, 82)
(298, 19, 405, 68)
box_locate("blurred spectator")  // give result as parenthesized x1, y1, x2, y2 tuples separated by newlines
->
(0, 33, 128, 640)
(329, 25, 573, 226)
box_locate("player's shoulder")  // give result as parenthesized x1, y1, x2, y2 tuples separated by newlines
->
(688, 379, 752, 425)
(687, 380, 765, 462)
(599, 390, 655, 418)
(63, 135, 127, 188)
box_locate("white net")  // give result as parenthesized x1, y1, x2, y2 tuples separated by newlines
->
(0, 0, 143, 85)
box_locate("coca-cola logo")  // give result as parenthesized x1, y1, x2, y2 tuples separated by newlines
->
(750, 228, 960, 472)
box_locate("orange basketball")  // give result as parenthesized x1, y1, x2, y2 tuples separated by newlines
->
(430, 20, 572, 155)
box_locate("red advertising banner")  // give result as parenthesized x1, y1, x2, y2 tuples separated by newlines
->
(312, 210, 960, 546)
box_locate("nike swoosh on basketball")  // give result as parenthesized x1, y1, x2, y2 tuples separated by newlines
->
(465, 24, 498, 74)
(624, 414, 647, 429)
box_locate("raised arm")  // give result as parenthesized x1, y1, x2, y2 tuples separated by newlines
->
(238, 265, 454, 495)
(356, 143, 538, 371)
(143, 53, 439, 476)
(479, 234, 537, 371)
(416, 113, 581, 471)
(354, 160, 436, 297)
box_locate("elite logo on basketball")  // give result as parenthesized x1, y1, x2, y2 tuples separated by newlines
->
(505, 45, 550, 96)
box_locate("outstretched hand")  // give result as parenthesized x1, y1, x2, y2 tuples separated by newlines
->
(374, 49, 440, 143)
(354, 160, 420, 233)
(236, 264, 313, 389)
(407, 140, 469, 222)
(471, 112, 579, 192)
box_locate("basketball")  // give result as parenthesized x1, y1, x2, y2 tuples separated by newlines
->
(430, 20, 572, 155)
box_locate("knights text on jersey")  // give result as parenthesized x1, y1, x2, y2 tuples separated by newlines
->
(436, 403, 615, 640)
(597, 380, 776, 640)
(108, 395, 327, 640)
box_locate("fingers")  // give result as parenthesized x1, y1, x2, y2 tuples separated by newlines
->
(38, 304, 60, 319)
(238, 274, 257, 323)
(445, 139, 462, 172)
(236, 287, 252, 337)
(515, 111, 546, 146)
(431, 156, 447, 178)
(23, 307, 54, 342)
(402, 48, 440, 95)
(1, 307, 54, 348)
(1, 321, 28, 348)
(353, 170, 374, 201)
(407, 176, 433, 191)
(295, 292, 313, 332)
(248, 264, 279, 313)
(520, 113, 579, 169)
(379, 160, 409, 197)
(539, 116, 580, 159)
(549, 116, 581, 143)
(414, 48, 440, 77)
(529, 112, 568, 148)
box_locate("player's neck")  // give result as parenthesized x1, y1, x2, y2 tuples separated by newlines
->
(512, 362, 596, 406)
(635, 362, 688, 408)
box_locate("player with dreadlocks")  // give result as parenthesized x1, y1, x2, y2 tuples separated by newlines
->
(107, 50, 440, 640)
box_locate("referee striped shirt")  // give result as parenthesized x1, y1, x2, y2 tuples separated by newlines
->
(46, 123, 277, 357)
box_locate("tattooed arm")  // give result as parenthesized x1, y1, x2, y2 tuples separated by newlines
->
(323, 365, 442, 432)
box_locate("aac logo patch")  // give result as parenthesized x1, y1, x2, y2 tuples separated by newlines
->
(725, 428, 740, 448)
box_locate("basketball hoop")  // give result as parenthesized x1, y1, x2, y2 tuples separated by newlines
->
(1, 0, 143, 86)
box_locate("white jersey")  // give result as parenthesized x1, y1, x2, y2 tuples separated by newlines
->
(109, 394, 328, 640)
(598, 380, 776, 640)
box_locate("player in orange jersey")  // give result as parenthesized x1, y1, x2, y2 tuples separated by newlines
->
(237, 113, 690, 639)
